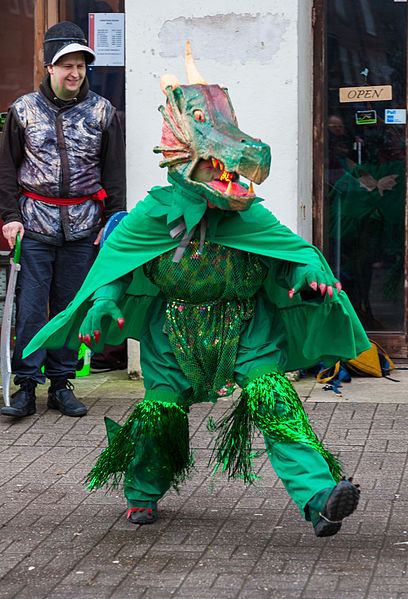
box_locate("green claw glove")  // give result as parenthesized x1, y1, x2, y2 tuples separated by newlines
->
(287, 265, 340, 299)
(79, 299, 125, 347)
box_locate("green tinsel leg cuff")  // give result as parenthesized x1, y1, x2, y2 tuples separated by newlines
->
(208, 391, 263, 483)
(208, 373, 342, 484)
(86, 400, 193, 492)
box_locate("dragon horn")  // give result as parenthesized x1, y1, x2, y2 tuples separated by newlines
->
(160, 74, 181, 94)
(185, 40, 207, 85)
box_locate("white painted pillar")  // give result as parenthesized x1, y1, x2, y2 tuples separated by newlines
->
(125, 1, 314, 374)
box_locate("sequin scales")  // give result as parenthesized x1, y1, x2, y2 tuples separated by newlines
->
(144, 240, 266, 401)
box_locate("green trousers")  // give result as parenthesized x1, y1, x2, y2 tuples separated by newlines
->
(123, 295, 337, 524)
(124, 431, 336, 524)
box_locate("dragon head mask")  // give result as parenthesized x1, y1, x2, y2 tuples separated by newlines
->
(154, 42, 271, 211)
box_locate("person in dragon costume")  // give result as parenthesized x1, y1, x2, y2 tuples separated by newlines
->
(24, 43, 370, 537)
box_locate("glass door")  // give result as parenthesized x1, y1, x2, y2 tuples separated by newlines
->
(316, 0, 408, 355)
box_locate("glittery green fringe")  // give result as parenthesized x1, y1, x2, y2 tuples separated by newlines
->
(86, 400, 193, 492)
(207, 398, 263, 483)
(208, 373, 342, 484)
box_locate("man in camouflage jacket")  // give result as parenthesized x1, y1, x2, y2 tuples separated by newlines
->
(0, 21, 125, 418)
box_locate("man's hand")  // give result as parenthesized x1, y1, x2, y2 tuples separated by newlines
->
(94, 227, 104, 246)
(79, 298, 124, 347)
(2, 221, 24, 250)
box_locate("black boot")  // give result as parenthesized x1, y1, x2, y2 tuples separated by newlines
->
(47, 378, 87, 417)
(313, 479, 360, 537)
(1, 380, 37, 417)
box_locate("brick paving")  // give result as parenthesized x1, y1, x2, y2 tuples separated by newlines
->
(1, 370, 408, 599)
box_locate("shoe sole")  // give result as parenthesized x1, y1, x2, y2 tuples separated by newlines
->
(127, 513, 157, 525)
(47, 401, 87, 417)
(314, 480, 360, 537)
(1, 407, 36, 417)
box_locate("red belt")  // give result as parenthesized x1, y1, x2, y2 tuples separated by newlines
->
(21, 188, 107, 206)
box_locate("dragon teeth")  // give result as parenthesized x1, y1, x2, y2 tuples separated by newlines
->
(226, 181, 233, 195)
(248, 181, 254, 194)
(219, 162, 224, 171)
(211, 158, 218, 168)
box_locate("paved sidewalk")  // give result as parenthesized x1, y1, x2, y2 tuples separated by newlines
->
(1, 368, 408, 599)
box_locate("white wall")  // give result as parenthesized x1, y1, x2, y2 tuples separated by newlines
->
(125, 0, 314, 234)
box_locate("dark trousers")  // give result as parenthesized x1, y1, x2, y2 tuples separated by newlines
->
(12, 235, 98, 385)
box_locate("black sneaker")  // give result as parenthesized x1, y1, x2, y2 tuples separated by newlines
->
(1, 380, 37, 418)
(47, 379, 87, 417)
(127, 501, 157, 525)
(314, 478, 360, 537)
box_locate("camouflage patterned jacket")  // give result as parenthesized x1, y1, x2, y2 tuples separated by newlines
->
(0, 76, 125, 245)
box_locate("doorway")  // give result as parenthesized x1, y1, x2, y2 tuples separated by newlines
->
(0, 0, 35, 113)
(313, 0, 408, 357)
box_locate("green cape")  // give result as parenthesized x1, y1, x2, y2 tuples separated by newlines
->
(24, 184, 370, 371)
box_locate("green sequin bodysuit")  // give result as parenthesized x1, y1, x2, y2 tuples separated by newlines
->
(144, 240, 267, 401)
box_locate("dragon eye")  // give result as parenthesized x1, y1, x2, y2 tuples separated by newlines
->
(193, 110, 205, 122)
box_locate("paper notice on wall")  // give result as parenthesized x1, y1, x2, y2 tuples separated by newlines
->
(88, 13, 125, 67)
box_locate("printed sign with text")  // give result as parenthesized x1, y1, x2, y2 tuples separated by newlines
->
(339, 85, 392, 103)
(88, 13, 125, 67)
(384, 109, 406, 124)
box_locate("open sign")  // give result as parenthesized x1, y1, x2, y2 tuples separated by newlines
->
(339, 86, 392, 103)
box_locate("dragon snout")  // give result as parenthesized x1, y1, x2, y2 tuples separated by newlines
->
(238, 142, 271, 185)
